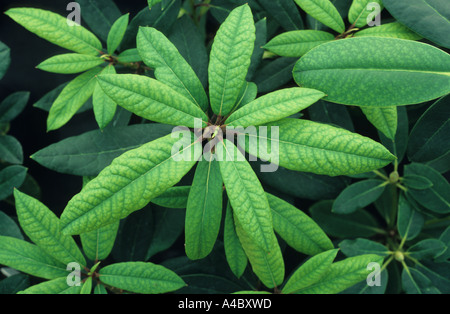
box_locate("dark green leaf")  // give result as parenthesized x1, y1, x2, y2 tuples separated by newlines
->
(310, 200, 382, 238)
(0, 92, 30, 123)
(339, 238, 389, 257)
(408, 95, 450, 162)
(0, 135, 23, 164)
(31, 123, 173, 176)
(407, 239, 446, 260)
(332, 179, 386, 214)
(0, 166, 27, 201)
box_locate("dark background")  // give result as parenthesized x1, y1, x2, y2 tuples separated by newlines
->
(0, 0, 147, 215)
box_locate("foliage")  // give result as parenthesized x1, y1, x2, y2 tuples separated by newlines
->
(0, 0, 449, 295)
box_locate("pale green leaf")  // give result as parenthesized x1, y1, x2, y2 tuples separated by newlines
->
(282, 249, 338, 294)
(361, 106, 398, 140)
(19, 277, 82, 294)
(348, 0, 383, 28)
(218, 139, 275, 252)
(354, 22, 422, 40)
(47, 67, 102, 131)
(14, 190, 86, 266)
(298, 254, 384, 294)
(234, 216, 284, 289)
(237, 118, 395, 176)
(226, 88, 325, 127)
(185, 158, 223, 260)
(107, 14, 129, 55)
(80, 222, 119, 261)
(93, 65, 117, 130)
(60, 131, 202, 235)
(36, 53, 104, 74)
(264, 30, 335, 58)
(224, 202, 247, 278)
(99, 262, 186, 294)
(150, 186, 190, 208)
(137, 27, 209, 112)
(0, 236, 68, 280)
(5, 7, 102, 56)
(97, 74, 208, 128)
(209, 4, 256, 116)
(267, 193, 334, 255)
(294, 0, 345, 33)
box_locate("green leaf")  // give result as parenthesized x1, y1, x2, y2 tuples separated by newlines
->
(407, 95, 450, 163)
(247, 18, 267, 82)
(0, 41, 10, 80)
(332, 179, 386, 214)
(185, 159, 223, 260)
(339, 239, 389, 257)
(121, 0, 181, 50)
(418, 261, 450, 292)
(148, 0, 163, 8)
(107, 14, 129, 55)
(383, 0, 450, 49)
(402, 267, 440, 294)
(209, 4, 256, 116)
(402, 175, 433, 190)
(0, 274, 29, 294)
(145, 206, 185, 260)
(233, 82, 258, 111)
(14, 190, 86, 266)
(80, 222, 119, 261)
(308, 99, 354, 131)
(282, 249, 338, 294)
(379, 106, 409, 163)
(397, 193, 424, 241)
(168, 16, 209, 87)
(99, 262, 186, 294)
(353, 22, 422, 40)
(80, 277, 93, 295)
(258, 0, 304, 31)
(97, 74, 208, 128)
(407, 239, 447, 260)
(0, 211, 23, 239)
(297, 254, 384, 294)
(36, 53, 104, 74)
(310, 200, 382, 238)
(348, 0, 383, 28)
(234, 215, 284, 289)
(254, 163, 347, 200)
(19, 277, 82, 295)
(341, 269, 388, 294)
(267, 193, 334, 255)
(5, 7, 102, 56)
(226, 88, 324, 127)
(435, 227, 450, 262)
(294, 0, 345, 33)
(218, 139, 275, 253)
(47, 67, 102, 131)
(238, 118, 395, 176)
(31, 123, 173, 177)
(94, 283, 108, 294)
(151, 186, 190, 208)
(224, 202, 247, 278)
(117, 48, 142, 63)
(254, 57, 297, 93)
(0, 166, 27, 201)
(112, 205, 153, 262)
(264, 30, 335, 58)
(293, 37, 450, 107)
(0, 236, 68, 280)
(404, 163, 450, 214)
(0, 91, 30, 123)
(75, 0, 122, 42)
(93, 65, 117, 130)
(137, 27, 208, 112)
(60, 131, 201, 235)
(0, 135, 23, 164)
(360, 106, 398, 140)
